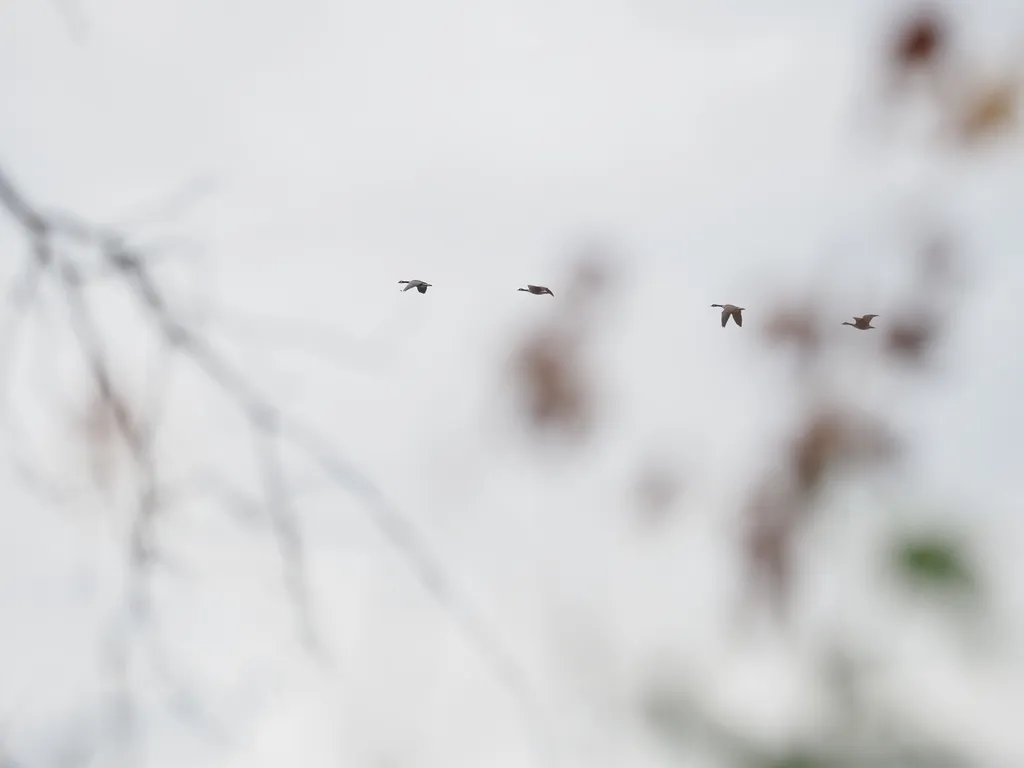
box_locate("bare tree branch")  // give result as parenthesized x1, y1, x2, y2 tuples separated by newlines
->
(0, 258, 49, 493)
(106, 175, 218, 232)
(0, 170, 48, 236)
(0, 162, 556, 766)
(203, 306, 391, 375)
(57, 258, 159, 575)
(252, 411, 320, 655)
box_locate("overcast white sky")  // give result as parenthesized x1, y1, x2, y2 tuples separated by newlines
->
(4, 0, 1024, 766)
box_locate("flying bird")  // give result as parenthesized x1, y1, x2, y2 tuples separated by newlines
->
(842, 314, 878, 329)
(711, 303, 744, 328)
(518, 284, 554, 296)
(399, 279, 432, 294)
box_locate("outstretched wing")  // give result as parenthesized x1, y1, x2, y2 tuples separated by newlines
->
(733, 309, 743, 327)
(417, 283, 428, 293)
(401, 282, 416, 291)
(861, 314, 878, 321)
(721, 308, 729, 327)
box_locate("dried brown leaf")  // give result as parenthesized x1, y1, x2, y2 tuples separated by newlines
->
(744, 481, 803, 616)
(792, 412, 845, 494)
(885, 318, 937, 363)
(790, 408, 900, 496)
(762, 304, 823, 360)
(891, 7, 946, 69)
(516, 331, 591, 438)
(742, 407, 899, 617)
(958, 79, 1018, 142)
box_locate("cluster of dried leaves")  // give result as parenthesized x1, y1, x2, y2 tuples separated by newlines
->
(510, 226, 963, 622)
(641, 6, 1004, 766)
(743, 220, 968, 614)
(886, 4, 1019, 144)
(635, 8, 1007, 766)
(506, 5, 992, 651)
(732, 6, 1004, 618)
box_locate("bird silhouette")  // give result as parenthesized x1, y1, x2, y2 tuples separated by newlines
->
(711, 303, 745, 328)
(842, 314, 878, 330)
(518, 284, 554, 296)
(399, 279, 432, 294)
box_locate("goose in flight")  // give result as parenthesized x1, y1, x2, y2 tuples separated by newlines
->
(518, 284, 554, 296)
(399, 279, 432, 294)
(842, 314, 878, 330)
(711, 303, 744, 328)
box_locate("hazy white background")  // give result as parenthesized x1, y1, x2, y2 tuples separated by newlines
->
(3, 0, 1024, 765)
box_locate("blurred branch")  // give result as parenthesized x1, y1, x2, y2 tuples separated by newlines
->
(106, 175, 217, 232)
(0, 162, 554, 765)
(252, 411, 319, 654)
(53, 255, 158, 755)
(0, 257, 46, 461)
(0, 271, 42, 376)
(58, 258, 158, 572)
(83, 235, 208, 283)
(283, 420, 557, 765)
(202, 306, 390, 374)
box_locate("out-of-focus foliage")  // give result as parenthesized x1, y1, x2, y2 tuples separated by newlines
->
(643, 679, 972, 768)
(892, 533, 979, 597)
(2, 0, 1024, 766)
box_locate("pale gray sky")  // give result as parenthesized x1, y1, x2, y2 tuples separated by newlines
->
(3, 0, 1024, 766)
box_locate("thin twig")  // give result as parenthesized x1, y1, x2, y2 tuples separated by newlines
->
(106, 175, 218, 232)
(57, 258, 159, 578)
(251, 409, 321, 655)
(57, 256, 159, 759)
(0, 162, 556, 766)
(121, 237, 556, 763)
(0, 258, 48, 486)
